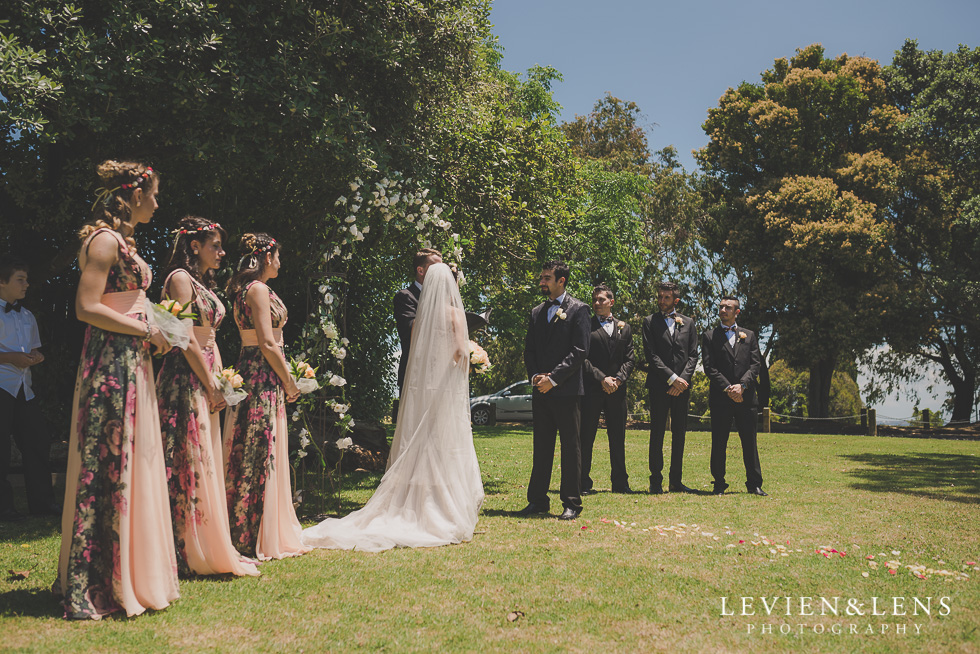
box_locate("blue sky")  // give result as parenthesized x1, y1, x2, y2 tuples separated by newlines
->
(488, 0, 980, 172)
(488, 0, 979, 421)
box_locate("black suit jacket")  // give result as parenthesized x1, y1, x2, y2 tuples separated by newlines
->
(524, 294, 590, 397)
(701, 325, 762, 408)
(642, 312, 698, 389)
(393, 283, 421, 388)
(582, 316, 635, 397)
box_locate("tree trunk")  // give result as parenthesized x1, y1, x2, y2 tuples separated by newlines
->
(948, 370, 976, 424)
(807, 357, 835, 419)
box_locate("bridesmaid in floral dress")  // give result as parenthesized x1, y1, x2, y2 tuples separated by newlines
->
(157, 216, 259, 578)
(55, 160, 179, 619)
(223, 233, 309, 560)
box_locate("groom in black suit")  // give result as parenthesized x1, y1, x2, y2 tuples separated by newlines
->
(701, 296, 766, 496)
(642, 281, 698, 494)
(580, 284, 635, 494)
(520, 260, 590, 520)
(393, 248, 442, 391)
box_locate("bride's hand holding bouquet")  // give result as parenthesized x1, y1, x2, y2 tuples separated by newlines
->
(468, 341, 491, 374)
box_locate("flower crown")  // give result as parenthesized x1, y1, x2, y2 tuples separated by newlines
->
(91, 167, 155, 210)
(172, 223, 220, 237)
(120, 167, 153, 190)
(250, 239, 276, 255)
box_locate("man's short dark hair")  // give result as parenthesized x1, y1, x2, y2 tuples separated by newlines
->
(0, 254, 29, 283)
(720, 295, 740, 308)
(413, 248, 442, 273)
(542, 260, 570, 287)
(657, 281, 680, 299)
(592, 284, 614, 300)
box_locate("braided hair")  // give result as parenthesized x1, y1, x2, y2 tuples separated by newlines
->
(226, 232, 279, 297)
(79, 160, 158, 249)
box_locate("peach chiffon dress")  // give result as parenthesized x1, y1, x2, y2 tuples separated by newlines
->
(55, 228, 179, 619)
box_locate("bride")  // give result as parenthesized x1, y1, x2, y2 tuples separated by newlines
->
(301, 262, 484, 551)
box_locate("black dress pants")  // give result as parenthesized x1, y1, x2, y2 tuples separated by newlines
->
(708, 398, 763, 490)
(649, 388, 690, 487)
(580, 389, 629, 491)
(528, 394, 582, 511)
(0, 387, 55, 514)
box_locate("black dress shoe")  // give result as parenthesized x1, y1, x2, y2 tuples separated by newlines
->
(514, 503, 549, 517)
(711, 482, 730, 495)
(668, 483, 694, 493)
(649, 485, 664, 495)
(558, 508, 581, 521)
(0, 509, 25, 522)
(581, 489, 598, 496)
(611, 486, 632, 494)
(747, 487, 768, 496)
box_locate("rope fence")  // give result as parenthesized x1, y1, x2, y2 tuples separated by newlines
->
(622, 407, 976, 436)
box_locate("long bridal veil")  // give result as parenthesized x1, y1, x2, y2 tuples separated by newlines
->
(301, 263, 484, 551)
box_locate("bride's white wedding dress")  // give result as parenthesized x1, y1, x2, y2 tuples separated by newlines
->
(301, 263, 484, 552)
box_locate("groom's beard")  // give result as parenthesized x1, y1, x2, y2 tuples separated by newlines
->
(539, 287, 551, 296)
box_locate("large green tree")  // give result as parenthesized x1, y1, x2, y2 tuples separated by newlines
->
(697, 44, 906, 418)
(861, 40, 980, 422)
(0, 1, 576, 422)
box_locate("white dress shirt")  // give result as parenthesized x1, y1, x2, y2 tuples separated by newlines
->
(600, 318, 614, 337)
(0, 299, 41, 400)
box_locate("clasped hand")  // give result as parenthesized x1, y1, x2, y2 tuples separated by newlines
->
(532, 374, 555, 393)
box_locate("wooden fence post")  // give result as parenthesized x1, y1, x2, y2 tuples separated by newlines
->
(762, 407, 771, 433)
(860, 408, 867, 430)
(867, 408, 876, 436)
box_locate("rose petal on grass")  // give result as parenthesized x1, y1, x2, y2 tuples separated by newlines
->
(889, 569, 897, 575)
(862, 572, 870, 578)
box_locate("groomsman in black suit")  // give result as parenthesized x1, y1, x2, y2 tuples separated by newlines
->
(701, 296, 766, 496)
(580, 284, 635, 494)
(642, 281, 698, 494)
(519, 261, 590, 520)
(393, 247, 442, 391)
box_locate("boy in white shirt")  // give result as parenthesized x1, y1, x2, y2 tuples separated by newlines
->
(0, 255, 58, 521)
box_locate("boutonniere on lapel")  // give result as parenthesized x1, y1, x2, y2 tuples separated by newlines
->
(617, 320, 625, 329)
(738, 331, 747, 341)
(674, 316, 684, 326)
(555, 308, 567, 321)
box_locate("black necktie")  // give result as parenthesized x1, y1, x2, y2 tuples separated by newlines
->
(3, 302, 21, 313)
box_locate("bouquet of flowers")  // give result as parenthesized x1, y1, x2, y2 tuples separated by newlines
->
(145, 298, 196, 350)
(214, 366, 248, 406)
(289, 359, 320, 394)
(469, 340, 491, 374)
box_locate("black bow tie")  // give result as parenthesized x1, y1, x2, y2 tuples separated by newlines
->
(723, 325, 737, 333)
(598, 315, 614, 324)
(3, 302, 22, 313)
(665, 312, 676, 319)
(551, 299, 561, 306)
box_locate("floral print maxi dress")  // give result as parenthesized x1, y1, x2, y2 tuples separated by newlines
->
(157, 270, 259, 578)
(223, 280, 309, 560)
(55, 228, 179, 620)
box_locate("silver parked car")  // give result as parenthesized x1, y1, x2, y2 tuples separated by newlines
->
(469, 381, 533, 425)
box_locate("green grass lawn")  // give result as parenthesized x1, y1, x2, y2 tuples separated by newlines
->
(2, 427, 978, 653)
